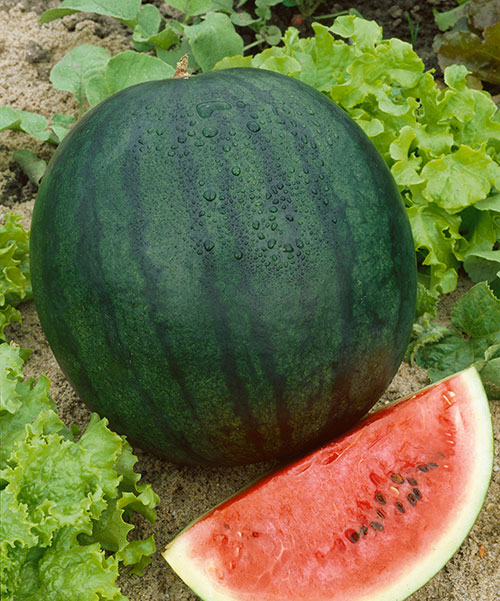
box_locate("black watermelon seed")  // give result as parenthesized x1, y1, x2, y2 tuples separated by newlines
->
(417, 464, 430, 472)
(390, 473, 404, 484)
(413, 488, 422, 500)
(252, 531, 259, 537)
(395, 501, 406, 513)
(349, 531, 360, 543)
(407, 493, 417, 506)
(376, 509, 386, 519)
(375, 493, 387, 505)
(370, 521, 384, 531)
(360, 525, 368, 536)
(408, 477, 418, 486)
(428, 462, 438, 469)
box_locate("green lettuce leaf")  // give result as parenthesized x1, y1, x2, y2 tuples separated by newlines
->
(0, 343, 160, 600)
(0, 214, 32, 340)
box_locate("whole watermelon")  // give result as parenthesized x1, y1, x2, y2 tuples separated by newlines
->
(30, 68, 416, 466)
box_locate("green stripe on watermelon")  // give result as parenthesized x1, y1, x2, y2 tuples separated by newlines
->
(31, 68, 417, 465)
(163, 368, 494, 601)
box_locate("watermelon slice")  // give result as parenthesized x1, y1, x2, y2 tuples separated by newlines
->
(162, 368, 493, 601)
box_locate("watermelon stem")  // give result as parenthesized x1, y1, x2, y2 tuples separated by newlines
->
(174, 56, 190, 79)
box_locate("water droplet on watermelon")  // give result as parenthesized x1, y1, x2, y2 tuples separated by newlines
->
(196, 101, 231, 118)
(247, 120, 260, 133)
(234, 250, 243, 260)
(231, 166, 241, 176)
(282, 244, 293, 253)
(202, 126, 218, 138)
(296, 239, 304, 249)
(177, 135, 187, 143)
(156, 127, 166, 136)
(252, 221, 260, 230)
(267, 239, 276, 249)
(203, 191, 216, 202)
(204, 240, 214, 251)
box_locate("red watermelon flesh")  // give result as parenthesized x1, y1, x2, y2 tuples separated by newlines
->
(163, 368, 493, 601)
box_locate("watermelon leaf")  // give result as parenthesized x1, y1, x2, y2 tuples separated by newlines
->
(49, 113, 77, 143)
(0, 107, 51, 142)
(132, 3, 162, 49)
(86, 50, 175, 106)
(12, 150, 47, 187)
(415, 282, 500, 396)
(49, 45, 111, 111)
(39, 0, 142, 27)
(183, 12, 244, 72)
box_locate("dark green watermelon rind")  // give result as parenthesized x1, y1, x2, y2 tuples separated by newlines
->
(30, 68, 416, 465)
(162, 367, 494, 601)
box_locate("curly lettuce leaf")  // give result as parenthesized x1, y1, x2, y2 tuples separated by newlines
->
(0, 214, 32, 340)
(434, 16, 500, 85)
(215, 16, 500, 296)
(0, 343, 160, 600)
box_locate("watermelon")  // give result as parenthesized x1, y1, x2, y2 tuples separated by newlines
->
(163, 368, 493, 601)
(30, 67, 416, 466)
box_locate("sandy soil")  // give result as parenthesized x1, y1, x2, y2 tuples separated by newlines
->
(1, 2, 499, 600)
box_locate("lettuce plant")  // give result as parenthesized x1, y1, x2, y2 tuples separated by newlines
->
(0, 214, 32, 340)
(0, 342, 160, 600)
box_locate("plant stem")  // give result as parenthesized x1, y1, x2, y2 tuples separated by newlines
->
(243, 38, 265, 52)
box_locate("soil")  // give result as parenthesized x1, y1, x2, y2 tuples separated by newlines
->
(1, 2, 499, 600)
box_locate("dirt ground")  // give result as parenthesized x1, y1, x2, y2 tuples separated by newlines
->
(1, 1, 499, 600)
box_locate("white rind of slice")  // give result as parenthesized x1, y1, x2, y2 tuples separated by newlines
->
(162, 367, 494, 601)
